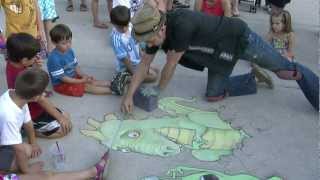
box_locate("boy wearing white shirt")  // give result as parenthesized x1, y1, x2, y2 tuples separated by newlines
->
(0, 69, 49, 173)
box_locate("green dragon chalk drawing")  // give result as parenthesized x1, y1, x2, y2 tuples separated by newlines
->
(81, 97, 249, 161)
(141, 166, 282, 180)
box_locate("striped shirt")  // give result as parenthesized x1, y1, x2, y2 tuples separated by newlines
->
(111, 24, 141, 72)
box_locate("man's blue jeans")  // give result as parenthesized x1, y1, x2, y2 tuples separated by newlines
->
(206, 29, 319, 110)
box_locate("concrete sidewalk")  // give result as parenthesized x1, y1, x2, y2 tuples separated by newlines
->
(0, 0, 319, 179)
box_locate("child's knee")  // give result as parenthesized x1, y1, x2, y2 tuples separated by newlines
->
(21, 143, 33, 158)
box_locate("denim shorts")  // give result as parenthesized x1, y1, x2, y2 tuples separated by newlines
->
(0, 146, 14, 171)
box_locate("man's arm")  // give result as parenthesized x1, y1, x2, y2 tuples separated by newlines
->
(123, 58, 135, 74)
(121, 53, 156, 113)
(127, 53, 155, 98)
(158, 50, 184, 89)
(23, 121, 41, 158)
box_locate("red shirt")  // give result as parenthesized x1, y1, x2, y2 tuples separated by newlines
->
(6, 62, 45, 120)
(202, 0, 224, 17)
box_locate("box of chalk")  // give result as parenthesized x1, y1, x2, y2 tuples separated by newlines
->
(133, 85, 158, 112)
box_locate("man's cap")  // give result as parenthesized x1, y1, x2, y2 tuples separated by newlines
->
(131, 3, 165, 42)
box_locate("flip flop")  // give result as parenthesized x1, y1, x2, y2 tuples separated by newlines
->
(95, 150, 110, 180)
(80, 3, 88, 12)
(66, 4, 74, 12)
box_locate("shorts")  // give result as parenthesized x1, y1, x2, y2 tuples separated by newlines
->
(38, 0, 59, 21)
(33, 109, 61, 136)
(0, 146, 14, 171)
(53, 76, 85, 97)
(0, 173, 19, 180)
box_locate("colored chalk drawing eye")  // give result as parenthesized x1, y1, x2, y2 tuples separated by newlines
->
(128, 130, 140, 138)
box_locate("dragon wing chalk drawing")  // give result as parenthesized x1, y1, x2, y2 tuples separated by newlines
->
(81, 97, 249, 161)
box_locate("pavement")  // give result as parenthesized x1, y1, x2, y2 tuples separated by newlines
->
(0, 0, 319, 179)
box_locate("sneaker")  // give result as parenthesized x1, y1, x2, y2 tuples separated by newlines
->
(111, 71, 131, 95)
(252, 64, 274, 89)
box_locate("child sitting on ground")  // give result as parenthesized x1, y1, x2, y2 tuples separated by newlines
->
(0, 69, 49, 173)
(110, 6, 159, 89)
(6, 33, 72, 139)
(267, 10, 295, 61)
(48, 24, 123, 96)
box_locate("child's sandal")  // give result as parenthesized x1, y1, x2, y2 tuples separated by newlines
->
(95, 150, 109, 180)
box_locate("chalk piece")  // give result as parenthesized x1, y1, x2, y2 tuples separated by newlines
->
(133, 86, 158, 112)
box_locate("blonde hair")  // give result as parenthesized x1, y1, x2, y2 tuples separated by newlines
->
(270, 10, 293, 33)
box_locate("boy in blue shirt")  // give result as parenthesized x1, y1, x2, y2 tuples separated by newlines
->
(110, 6, 159, 83)
(48, 24, 126, 96)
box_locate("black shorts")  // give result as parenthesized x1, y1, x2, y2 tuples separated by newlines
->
(33, 109, 61, 136)
(0, 146, 14, 171)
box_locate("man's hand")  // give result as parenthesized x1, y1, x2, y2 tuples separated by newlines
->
(121, 95, 134, 113)
(59, 114, 72, 134)
(30, 143, 42, 159)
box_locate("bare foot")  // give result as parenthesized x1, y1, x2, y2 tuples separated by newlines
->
(93, 21, 108, 29)
(28, 161, 44, 173)
(93, 151, 109, 179)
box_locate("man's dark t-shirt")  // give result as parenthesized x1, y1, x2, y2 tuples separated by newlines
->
(145, 9, 249, 75)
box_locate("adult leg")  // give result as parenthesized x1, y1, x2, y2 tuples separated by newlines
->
(91, 0, 108, 28)
(107, 0, 113, 15)
(43, 21, 55, 52)
(231, 0, 240, 16)
(240, 30, 319, 110)
(80, 0, 88, 11)
(206, 69, 257, 102)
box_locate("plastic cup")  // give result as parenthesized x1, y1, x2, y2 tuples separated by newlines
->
(50, 143, 66, 170)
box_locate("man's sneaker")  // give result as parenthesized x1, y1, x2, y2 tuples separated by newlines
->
(111, 71, 131, 95)
(252, 64, 274, 89)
